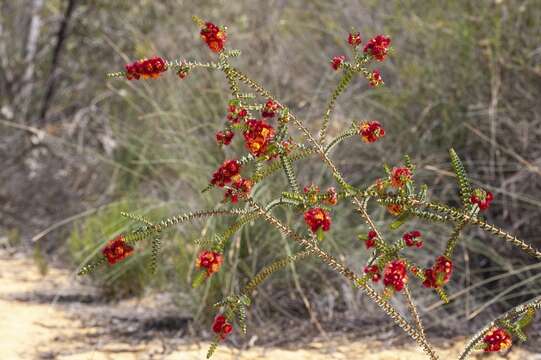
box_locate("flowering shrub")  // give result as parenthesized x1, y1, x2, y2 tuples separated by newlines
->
(79, 16, 541, 359)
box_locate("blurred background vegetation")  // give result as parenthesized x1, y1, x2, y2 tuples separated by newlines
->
(1, 0, 540, 344)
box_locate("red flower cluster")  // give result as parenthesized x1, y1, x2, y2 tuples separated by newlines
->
(348, 32, 362, 47)
(325, 187, 338, 206)
(383, 259, 408, 292)
(364, 265, 381, 282)
(422, 256, 453, 288)
(261, 99, 281, 118)
(196, 250, 223, 276)
(224, 178, 252, 203)
(364, 35, 391, 61)
(216, 130, 234, 145)
(304, 207, 332, 233)
(470, 188, 494, 211)
(403, 230, 423, 248)
(368, 69, 383, 87)
(125, 57, 168, 80)
(483, 327, 512, 352)
(331, 55, 346, 70)
(200, 22, 227, 53)
(243, 119, 275, 157)
(359, 120, 385, 143)
(212, 315, 233, 340)
(390, 167, 412, 189)
(102, 235, 134, 265)
(365, 230, 377, 249)
(211, 160, 241, 187)
(227, 101, 248, 124)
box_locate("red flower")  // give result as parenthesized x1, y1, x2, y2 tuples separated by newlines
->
(403, 230, 423, 248)
(211, 160, 241, 187)
(365, 230, 377, 249)
(364, 265, 381, 282)
(470, 189, 494, 211)
(324, 187, 338, 206)
(125, 57, 168, 80)
(196, 250, 223, 276)
(364, 35, 391, 61)
(200, 22, 227, 53)
(483, 327, 512, 352)
(304, 207, 332, 233)
(102, 235, 134, 265)
(390, 167, 412, 189)
(331, 55, 346, 70)
(383, 259, 408, 292)
(368, 69, 383, 87)
(261, 99, 281, 118)
(243, 119, 275, 157)
(348, 32, 362, 47)
(422, 256, 453, 288)
(216, 130, 234, 145)
(224, 178, 252, 203)
(359, 120, 385, 143)
(226, 101, 249, 124)
(212, 315, 233, 340)
(387, 204, 403, 216)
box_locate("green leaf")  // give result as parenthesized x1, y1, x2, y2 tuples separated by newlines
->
(191, 270, 208, 288)
(317, 228, 325, 241)
(390, 213, 410, 230)
(449, 148, 473, 207)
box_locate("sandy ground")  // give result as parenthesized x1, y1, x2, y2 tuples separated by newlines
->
(0, 251, 539, 360)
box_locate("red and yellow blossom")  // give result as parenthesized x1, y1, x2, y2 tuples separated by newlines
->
(368, 69, 383, 87)
(200, 22, 227, 53)
(125, 57, 167, 80)
(243, 119, 275, 157)
(211, 160, 241, 187)
(390, 167, 412, 189)
(387, 204, 403, 216)
(359, 120, 385, 143)
(483, 328, 512, 352)
(304, 207, 332, 233)
(102, 235, 134, 265)
(196, 250, 223, 276)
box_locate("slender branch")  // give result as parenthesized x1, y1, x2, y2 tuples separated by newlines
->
(249, 199, 440, 360)
(404, 285, 429, 344)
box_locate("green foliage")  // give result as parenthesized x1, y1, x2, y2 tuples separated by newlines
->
(449, 148, 473, 208)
